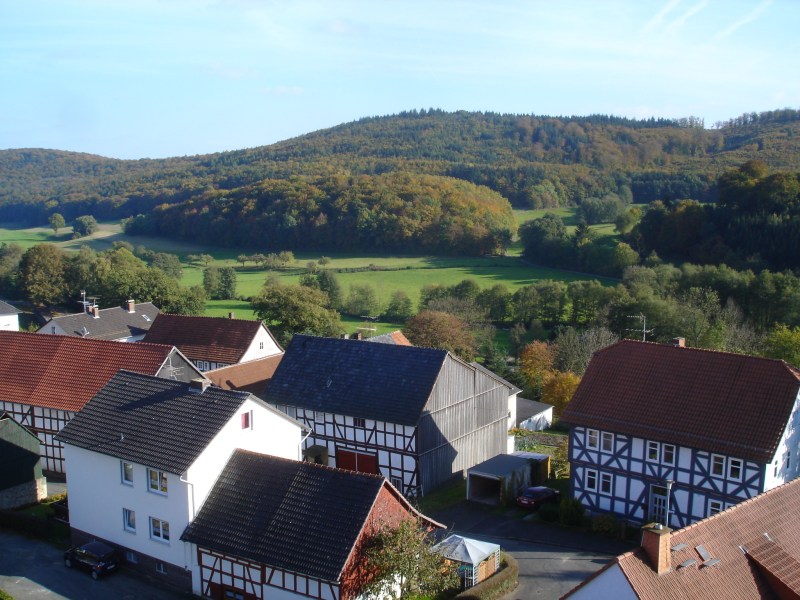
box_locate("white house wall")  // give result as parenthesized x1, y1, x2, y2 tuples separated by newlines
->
(0, 314, 19, 331)
(566, 564, 638, 600)
(763, 388, 800, 491)
(239, 326, 283, 363)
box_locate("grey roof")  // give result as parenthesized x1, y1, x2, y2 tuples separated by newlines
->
(467, 453, 532, 478)
(0, 300, 21, 315)
(181, 449, 386, 582)
(263, 334, 448, 426)
(516, 398, 553, 422)
(56, 370, 253, 473)
(41, 302, 160, 340)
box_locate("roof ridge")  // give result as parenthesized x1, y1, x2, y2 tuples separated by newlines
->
(236, 447, 386, 481)
(158, 312, 261, 324)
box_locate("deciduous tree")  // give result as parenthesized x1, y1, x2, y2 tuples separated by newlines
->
(541, 371, 581, 418)
(403, 310, 477, 360)
(251, 284, 342, 345)
(49, 213, 65, 235)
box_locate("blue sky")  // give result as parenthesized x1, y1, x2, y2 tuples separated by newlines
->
(1, 0, 797, 159)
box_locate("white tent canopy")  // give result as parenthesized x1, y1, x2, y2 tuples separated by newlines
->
(433, 535, 500, 566)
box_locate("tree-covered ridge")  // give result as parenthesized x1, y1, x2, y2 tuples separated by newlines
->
(2, 108, 800, 227)
(124, 173, 516, 255)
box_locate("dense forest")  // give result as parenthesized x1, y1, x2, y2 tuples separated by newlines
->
(3, 108, 800, 253)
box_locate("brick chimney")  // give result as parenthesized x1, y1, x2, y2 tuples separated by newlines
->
(672, 337, 685, 348)
(352, 331, 363, 340)
(189, 378, 211, 393)
(127, 299, 136, 313)
(228, 312, 235, 319)
(92, 305, 100, 319)
(641, 523, 672, 574)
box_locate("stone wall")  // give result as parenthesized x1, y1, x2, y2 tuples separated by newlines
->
(0, 477, 47, 510)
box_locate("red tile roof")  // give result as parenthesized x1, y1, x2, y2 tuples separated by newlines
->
(143, 314, 269, 364)
(205, 355, 283, 396)
(562, 340, 800, 463)
(0, 331, 178, 412)
(596, 478, 800, 600)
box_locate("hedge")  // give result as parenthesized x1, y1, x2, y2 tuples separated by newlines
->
(454, 553, 519, 600)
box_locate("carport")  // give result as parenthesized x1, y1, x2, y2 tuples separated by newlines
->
(466, 454, 532, 506)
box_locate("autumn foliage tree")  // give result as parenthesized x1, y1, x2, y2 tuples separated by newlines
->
(518, 341, 557, 399)
(542, 371, 581, 418)
(403, 310, 478, 361)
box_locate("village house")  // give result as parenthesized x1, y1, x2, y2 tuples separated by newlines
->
(0, 300, 21, 331)
(143, 313, 282, 372)
(56, 371, 307, 593)
(37, 299, 159, 341)
(182, 449, 443, 600)
(263, 334, 519, 497)
(0, 414, 47, 509)
(0, 331, 202, 473)
(562, 339, 800, 527)
(563, 477, 800, 599)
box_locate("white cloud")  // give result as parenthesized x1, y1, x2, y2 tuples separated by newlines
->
(642, 0, 683, 34)
(713, 0, 772, 40)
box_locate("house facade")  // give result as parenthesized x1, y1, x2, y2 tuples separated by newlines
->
(0, 300, 21, 331)
(182, 449, 443, 600)
(37, 300, 159, 341)
(0, 414, 47, 509)
(0, 331, 202, 473)
(143, 313, 283, 371)
(563, 340, 800, 528)
(263, 335, 519, 497)
(57, 371, 306, 592)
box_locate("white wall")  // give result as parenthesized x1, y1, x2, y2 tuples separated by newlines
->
(566, 564, 637, 600)
(0, 314, 19, 331)
(240, 325, 283, 362)
(764, 388, 800, 491)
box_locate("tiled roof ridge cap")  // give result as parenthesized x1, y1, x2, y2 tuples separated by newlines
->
(1, 330, 172, 350)
(157, 312, 261, 324)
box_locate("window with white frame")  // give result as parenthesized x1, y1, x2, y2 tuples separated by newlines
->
(647, 441, 660, 462)
(586, 429, 599, 450)
(585, 469, 598, 491)
(259, 341, 264, 350)
(728, 458, 743, 481)
(149, 517, 170, 543)
(601, 432, 614, 452)
(600, 472, 613, 494)
(155, 561, 168, 574)
(147, 468, 168, 494)
(662, 444, 676, 466)
(123, 508, 136, 532)
(354, 417, 366, 428)
(391, 476, 402, 489)
(710, 454, 725, 477)
(126, 550, 138, 564)
(708, 500, 723, 516)
(121, 461, 134, 485)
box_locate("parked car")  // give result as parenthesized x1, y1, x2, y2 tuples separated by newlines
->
(516, 485, 561, 510)
(64, 541, 119, 580)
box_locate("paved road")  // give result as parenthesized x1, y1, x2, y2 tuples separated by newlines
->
(433, 502, 636, 599)
(0, 530, 185, 600)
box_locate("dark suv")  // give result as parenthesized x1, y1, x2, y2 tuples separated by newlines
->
(64, 541, 119, 580)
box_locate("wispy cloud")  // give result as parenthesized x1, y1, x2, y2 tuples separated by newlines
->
(666, 0, 709, 32)
(642, 0, 682, 34)
(713, 0, 772, 40)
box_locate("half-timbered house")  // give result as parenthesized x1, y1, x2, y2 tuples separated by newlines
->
(143, 313, 283, 372)
(263, 335, 519, 497)
(0, 331, 202, 473)
(181, 449, 443, 600)
(57, 371, 306, 594)
(563, 339, 800, 528)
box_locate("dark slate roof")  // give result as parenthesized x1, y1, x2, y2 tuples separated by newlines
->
(56, 370, 253, 473)
(181, 449, 385, 582)
(41, 302, 159, 340)
(468, 453, 532, 477)
(0, 300, 21, 315)
(562, 340, 800, 464)
(262, 334, 448, 426)
(516, 397, 553, 424)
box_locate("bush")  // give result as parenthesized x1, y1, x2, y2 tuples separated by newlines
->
(454, 553, 519, 600)
(558, 497, 586, 527)
(591, 513, 618, 536)
(537, 503, 560, 523)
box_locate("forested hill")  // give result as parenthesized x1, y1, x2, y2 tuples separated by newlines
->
(2, 108, 800, 228)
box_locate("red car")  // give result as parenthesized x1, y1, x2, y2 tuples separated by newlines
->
(516, 486, 561, 510)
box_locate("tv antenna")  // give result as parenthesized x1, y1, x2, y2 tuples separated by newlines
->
(627, 313, 654, 341)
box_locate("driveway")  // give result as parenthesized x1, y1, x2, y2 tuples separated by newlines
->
(432, 502, 636, 599)
(0, 529, 186, 600)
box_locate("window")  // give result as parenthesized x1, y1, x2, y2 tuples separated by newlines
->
(391, 476, 403, 489)
(586, 429, 599, 450)
(728, 458, 743, 481)
(121, 461, 134, 485)
(259, 341, 264, 350)
(51, 326, 56, 334)
(585, 469, 598, 491)
(600, 472, 613, 495)
(147, 469, 168, 494)
(354, 417, 366, 428)
(647, 441, 660, 462)
(241, 411, 253, 430)
(708, 500, 723, 516)
(150, 517, 170, 543)
(711, 454, 725, 477)
(123, 508, 136, 532)
(126, 550, 138, 564)
(601, 432, 614, 452)
(155, 561, 168, 574)
(662, 444, 676, 466)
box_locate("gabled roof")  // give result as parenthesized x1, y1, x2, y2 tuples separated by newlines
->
(567, 478, 800, 599)
(562, 340, 800, 463)
(143, 314, 278, 364)
(56, 370, 256, 473)
(262, 334, 449, 425)
(0, 331, 189, 412)
(0, 300, 21, 315)
(204, 355, 283, 395)
(180, 449, 387, 582)
(40, 302, 159, 340)
(365, 330, 412, 346)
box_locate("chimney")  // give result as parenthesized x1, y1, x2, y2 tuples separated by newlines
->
(92, 305, 100, 319)
(352, 331, 363, 341)
(641, 523, 672, 574)
(189, 378, 212, 393)
(127, 299, 136, 313)
(672, 337, 685, 348)
(228, 312, 235, 319)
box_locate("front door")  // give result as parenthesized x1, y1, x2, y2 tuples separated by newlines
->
(649, 485, 668, 525)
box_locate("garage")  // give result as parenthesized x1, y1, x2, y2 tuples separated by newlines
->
(466, 454, 533, 506)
